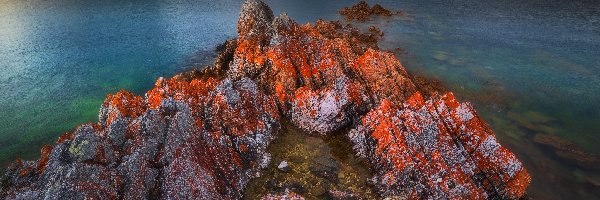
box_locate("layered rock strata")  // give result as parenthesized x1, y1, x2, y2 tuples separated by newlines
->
(1, 0, 530, 199)
(349, 93, 530, 199)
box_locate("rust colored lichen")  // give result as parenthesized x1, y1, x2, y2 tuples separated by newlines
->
(350, 92, 531, 199)
(55, 132, 74, 144)
(35, 145, 53, 174)
(102, 90, 145, 127)
(1, 1, 530, 199)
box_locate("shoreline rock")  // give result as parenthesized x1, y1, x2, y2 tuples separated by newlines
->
(349, 93, 530, 199)
(1, 0, 530, 199)
(339, 1, 401, 21)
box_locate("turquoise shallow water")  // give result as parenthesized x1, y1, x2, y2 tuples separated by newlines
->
(0, 0, 599, 199)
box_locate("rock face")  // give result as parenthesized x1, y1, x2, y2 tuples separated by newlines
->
(1, 0, 530, 199)
(349, 93, 530, 199)
(2, 76, 280, 199)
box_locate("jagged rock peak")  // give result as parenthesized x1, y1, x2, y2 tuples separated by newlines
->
(272, 12, 293, 31)
(238, 0, 274, 37)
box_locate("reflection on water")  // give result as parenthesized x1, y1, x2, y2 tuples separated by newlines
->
(0, 0, 599, 199)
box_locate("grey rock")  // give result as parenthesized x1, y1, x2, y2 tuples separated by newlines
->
(277, 160, 290, 172)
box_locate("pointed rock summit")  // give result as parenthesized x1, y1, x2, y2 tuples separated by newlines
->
(238, 0, 274, 37)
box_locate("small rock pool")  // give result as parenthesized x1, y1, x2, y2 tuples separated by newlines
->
(244, 121, 378, 199)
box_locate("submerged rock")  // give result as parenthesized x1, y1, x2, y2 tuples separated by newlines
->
(1, 0, 530, 199)
(534, 134, 600, 170)
(310, 156, 339, 183)
(262, 192, 305, 200)
(326, 190, 361, 200)
(412, 75, 448, 98)
(277, 161, 290, 172)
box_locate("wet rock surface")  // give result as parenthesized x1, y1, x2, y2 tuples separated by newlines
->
(262, 192, 305, 200)
(326, 190, 361, 200)
(1, 0, 530, 199)
(277, 161, 290, 172)
(412, 75, 449, 98)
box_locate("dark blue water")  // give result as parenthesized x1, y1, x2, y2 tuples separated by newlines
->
(0, 0, 598, 199)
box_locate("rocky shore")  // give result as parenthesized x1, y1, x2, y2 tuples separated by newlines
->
(1, 0, 530, 199)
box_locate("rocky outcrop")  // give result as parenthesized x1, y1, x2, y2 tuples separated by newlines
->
(2, 76, 280, 199)
(1, 0, 530, 199)
(339, 1, 397, 21)
(349, 93, 530, 199)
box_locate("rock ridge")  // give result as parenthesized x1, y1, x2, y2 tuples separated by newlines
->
(1, 1, 530, 199)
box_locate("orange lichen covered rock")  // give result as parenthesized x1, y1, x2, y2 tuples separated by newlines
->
(145, 76, 218, 112)
(35, 145, 53, 173)
(1, 0, 530, 199)
(55, 132, 74, 144)
(352, 49, 417, 103)
(290, 76, 368, 134)
(231, 5, 413, 134)
(207, 78, 280, 137)
(349, 92, 530, 199)
(2, 75, 279, 199)
(99, 90, 145, 127)
(230, 0, 274, 79)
